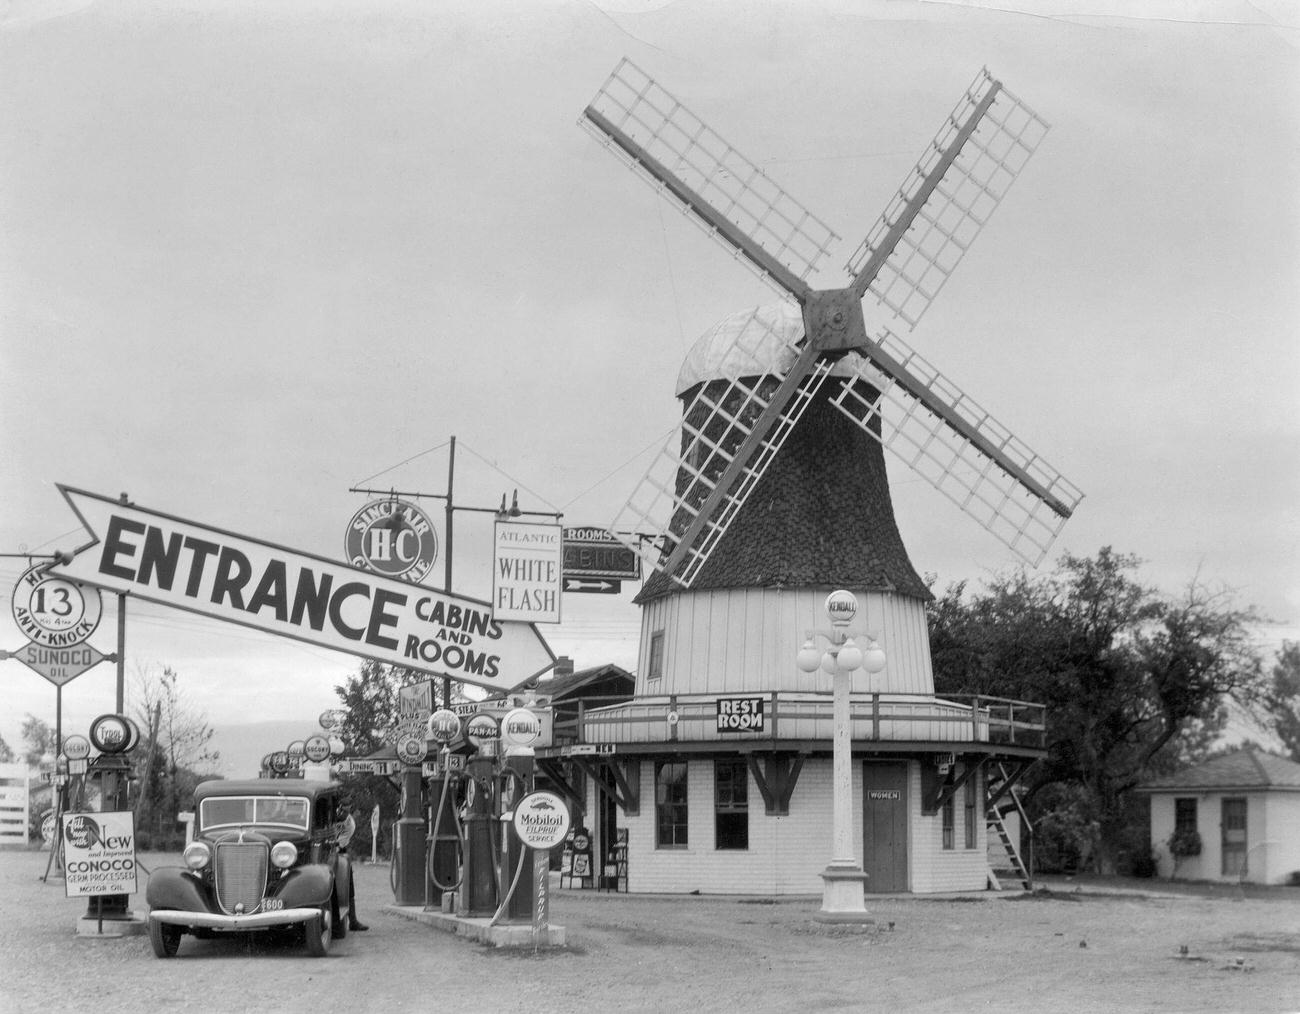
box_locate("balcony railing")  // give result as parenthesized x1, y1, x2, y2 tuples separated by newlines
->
(550, 692, 1046, 750)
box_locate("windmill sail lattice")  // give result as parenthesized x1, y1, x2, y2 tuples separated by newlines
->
(584, 60, 1082, 586)
(847, 71, 1049, 329)
(831, 330, 1083, 565)
(608, 307, 835, 588)
(581, 58, 835, 300)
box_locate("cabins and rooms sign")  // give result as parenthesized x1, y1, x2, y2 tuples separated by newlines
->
(50, 486, 555, 691)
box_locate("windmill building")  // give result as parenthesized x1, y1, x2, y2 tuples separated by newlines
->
(535, 61, 1080, 897)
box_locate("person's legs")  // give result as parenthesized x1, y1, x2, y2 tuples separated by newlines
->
(345, 853, 368, 931)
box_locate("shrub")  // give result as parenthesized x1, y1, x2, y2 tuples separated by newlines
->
(1125, 847, 1158, 879)
(1168, 828, 1202, 858)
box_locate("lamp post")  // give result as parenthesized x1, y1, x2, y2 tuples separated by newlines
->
(796, 590, 886, 922)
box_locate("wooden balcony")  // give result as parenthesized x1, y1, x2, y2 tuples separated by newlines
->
(544, 691, 1046, 756)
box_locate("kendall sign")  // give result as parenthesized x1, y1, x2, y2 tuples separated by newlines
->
(51, 487, 555, 692)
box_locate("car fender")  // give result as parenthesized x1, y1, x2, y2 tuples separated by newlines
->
(273, 863, 334, 908)
(146, 867, 211, 912)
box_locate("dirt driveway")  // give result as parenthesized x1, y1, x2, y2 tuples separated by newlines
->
(2, 849, 1297, 1014)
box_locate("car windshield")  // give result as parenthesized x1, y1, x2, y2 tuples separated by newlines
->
(200, 795, 310, 831)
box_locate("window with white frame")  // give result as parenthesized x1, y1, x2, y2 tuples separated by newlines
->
(655, 760, 688, 848)
(647, 630, 665, 682)
(714, 760, 748, 850)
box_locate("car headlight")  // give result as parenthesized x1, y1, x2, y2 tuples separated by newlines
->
(271, 841, 298, 869)
(183, 841, 211, 870)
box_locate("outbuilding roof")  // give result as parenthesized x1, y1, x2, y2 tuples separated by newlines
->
(1136, 747, 1300, 792)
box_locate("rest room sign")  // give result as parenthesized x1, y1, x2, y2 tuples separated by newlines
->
(716, 697, 764, 732)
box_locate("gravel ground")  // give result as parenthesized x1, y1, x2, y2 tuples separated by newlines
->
(2, 848, 1298, 1014)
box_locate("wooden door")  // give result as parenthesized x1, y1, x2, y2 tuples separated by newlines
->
(1221, 797, 1247, 877)
(863, 762, 908, 892)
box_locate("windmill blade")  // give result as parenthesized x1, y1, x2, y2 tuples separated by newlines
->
(581, 58, 838, 302)
(829, 328, 1084, 566)
(846, 70, 1049, 330)
(608, 305, 832, 587)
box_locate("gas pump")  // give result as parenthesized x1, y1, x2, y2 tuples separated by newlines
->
(460, 713, 500, 916)
(498, 708, 541, 922)
(390, 732, 428, 906)
(424, 761, 463, 909)
(83, 714, 138, 921)
(422, 705, 548, 923)
(424, 709, 469, 910)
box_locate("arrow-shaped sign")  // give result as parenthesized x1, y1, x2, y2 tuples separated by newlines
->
(0, 641, 112, 688)
(49, 486, 556, 692)
(562, 578, 620, 594)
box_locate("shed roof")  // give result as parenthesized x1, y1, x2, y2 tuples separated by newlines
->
(534, 663, 634, 701)
(1136, 747, 1300, 792)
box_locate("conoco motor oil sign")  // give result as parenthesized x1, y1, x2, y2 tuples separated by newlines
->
(62, 811, 138, 898)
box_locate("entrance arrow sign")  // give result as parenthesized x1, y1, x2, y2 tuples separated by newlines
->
(50, 486, 556, 693)
(562, 578, 620, 594)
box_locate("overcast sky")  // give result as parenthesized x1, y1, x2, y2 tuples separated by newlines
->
(2, 0, 1296, 771)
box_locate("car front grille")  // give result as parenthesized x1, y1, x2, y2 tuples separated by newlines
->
(214, 841, 268, 915)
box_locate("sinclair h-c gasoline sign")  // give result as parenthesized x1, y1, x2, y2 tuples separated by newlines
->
(49, 486, 554, 692)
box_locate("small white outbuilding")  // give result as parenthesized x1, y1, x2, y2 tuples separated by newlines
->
(1137, 747, 1300, 885)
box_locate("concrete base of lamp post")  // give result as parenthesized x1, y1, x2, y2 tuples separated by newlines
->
(815, 862, 873, 924)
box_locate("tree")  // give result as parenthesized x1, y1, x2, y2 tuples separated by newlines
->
(928, 547, 1266, 874)
(20, 715, 55, 767)
(131, 665, 220, 848)
(333, 660, 406, 757)
(1265, 641, 1300, 762)
(0, 733, 13, 763)
(330, 662, 464, 860)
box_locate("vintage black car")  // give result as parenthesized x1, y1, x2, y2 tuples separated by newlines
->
(146, 778, 353, 958)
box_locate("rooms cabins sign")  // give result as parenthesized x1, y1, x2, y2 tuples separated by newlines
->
(50, 486, 555, 692)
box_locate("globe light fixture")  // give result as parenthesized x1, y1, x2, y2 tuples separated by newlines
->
(862, 638, 887, 675)
(797, 640, 822, 673)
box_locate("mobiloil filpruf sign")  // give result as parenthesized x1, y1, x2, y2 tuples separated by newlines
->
(50, 486, 555, 692)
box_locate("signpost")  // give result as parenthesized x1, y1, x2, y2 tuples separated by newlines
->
(511, 790, 571, 946)
(49, 486, 555, 693)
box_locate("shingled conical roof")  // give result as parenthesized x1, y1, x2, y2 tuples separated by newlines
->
(637, 305, 929, 604)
